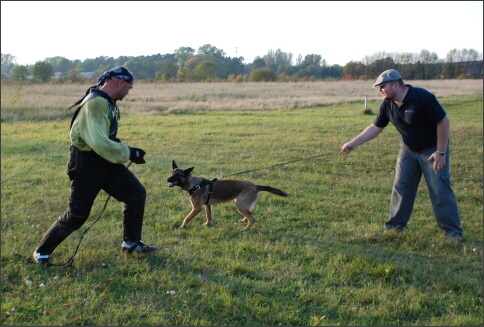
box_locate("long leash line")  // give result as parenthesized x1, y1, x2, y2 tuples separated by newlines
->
(64, 161, 133, 267)
(63, 191, 112, 267)
(217, 149, 340, 179)
(19, 191, 115, 267)
(17, 162, 133, 267)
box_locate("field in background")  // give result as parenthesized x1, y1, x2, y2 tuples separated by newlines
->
(1, 81, 483, 326)
(1, 79, 482, 121)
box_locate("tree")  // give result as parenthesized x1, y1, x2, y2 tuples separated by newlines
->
(176, 67, 188, 82)
(366, 57, 395, 79)
(219, 56, 245, 78)
(1, 53, 17, 78)
(175, 46, 195, 67)
(32, 61, 54, 82)
(325, 64, 343, 79)
(445, 48, 482, 78)
(194, 61, 216, 81)
(264, 49, 293, 73)
(78, 58, 99, 72)
(45, 56, 73, 73)
(158, 59, 177, 81)
(395, 52, 416, 65)
(197, 44, 224, 57)
(343, 61, 366, 79)
(302, 54, 322, 67)
(295, 54, 303, 67)
(252, 57, 265, 69)
(11, 65, 29, 81)
(66, 68, 84, 83)
(1, 53, 16, 66)
(415, 50, 440, 79)
(442, 49, 456, 79)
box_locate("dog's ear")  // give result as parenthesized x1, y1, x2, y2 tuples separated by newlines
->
(172, 160, 178, 170)
(185, 167, 194, 174)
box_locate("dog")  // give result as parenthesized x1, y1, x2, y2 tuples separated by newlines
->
(167, 160, 288, 231)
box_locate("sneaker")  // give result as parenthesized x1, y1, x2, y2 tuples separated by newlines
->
(122, 241, 157, 253)
(33, 252, 52, 266)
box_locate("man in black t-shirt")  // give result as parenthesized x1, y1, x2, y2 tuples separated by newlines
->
(341, 69, 463, 244)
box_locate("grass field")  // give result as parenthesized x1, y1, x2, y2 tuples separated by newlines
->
(1, 81, 483, 326)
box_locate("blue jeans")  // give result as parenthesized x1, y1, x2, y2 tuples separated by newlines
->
(385, 144, 463, 238)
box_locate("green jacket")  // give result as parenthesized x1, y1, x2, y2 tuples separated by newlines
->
(70, 95, 130, 164)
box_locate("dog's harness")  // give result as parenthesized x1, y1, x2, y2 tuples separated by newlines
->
(186, 178, 218, 205)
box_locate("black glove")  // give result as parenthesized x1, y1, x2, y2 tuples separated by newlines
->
(129, 147, 146, 164)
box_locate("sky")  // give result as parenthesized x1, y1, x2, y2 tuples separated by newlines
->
(1, 1, 483, 66)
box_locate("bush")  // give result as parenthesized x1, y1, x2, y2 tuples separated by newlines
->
(249, 67, 276, 82)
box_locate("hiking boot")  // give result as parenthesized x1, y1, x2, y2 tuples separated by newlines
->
(446, 235, 463, 245)
(122, 241, 157, 253)
(384, 223, 404, 232)
(33, 252, 53, 266)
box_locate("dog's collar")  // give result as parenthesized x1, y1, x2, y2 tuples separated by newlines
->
(181, 176, 193, 191)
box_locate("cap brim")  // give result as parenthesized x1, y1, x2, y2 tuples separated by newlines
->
(373, 79, 398, 88)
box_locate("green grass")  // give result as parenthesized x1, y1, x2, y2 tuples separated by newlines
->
(1, 95, 482, 326)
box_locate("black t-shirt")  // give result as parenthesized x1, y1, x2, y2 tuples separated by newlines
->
(373, 85, 447, 152)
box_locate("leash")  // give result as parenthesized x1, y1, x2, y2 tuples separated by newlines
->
(64, 191, 112, 267)
(17, 162, 133, 267)
(217, 149, 340, 179)
(64, 161, 133, 267)
(29, 190, 115, 267)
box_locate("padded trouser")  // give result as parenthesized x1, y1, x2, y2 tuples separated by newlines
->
(35, 146, 146, 255)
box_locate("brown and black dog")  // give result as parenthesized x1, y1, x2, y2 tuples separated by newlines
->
(167, 160, 288, 231)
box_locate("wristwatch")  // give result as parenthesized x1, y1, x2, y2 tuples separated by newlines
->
(435, 151, 446, 156)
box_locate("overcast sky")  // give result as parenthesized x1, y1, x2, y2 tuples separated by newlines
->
(2, 1, 483, 66)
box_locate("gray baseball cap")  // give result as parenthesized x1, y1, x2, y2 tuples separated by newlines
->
(373, 69, 402, 87)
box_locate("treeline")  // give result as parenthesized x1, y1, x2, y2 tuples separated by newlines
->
(1, 45, 482, 83)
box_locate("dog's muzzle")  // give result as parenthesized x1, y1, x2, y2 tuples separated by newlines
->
(168, 181, 178, 187)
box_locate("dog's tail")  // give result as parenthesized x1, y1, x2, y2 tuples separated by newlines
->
(256, 185, 288, 197)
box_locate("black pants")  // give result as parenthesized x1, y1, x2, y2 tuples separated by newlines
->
(35, 146, 146, 255)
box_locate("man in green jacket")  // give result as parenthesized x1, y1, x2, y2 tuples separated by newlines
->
(33, 66, 156, 266)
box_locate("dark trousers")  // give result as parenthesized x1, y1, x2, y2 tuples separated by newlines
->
(35, 146, 146, 255)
